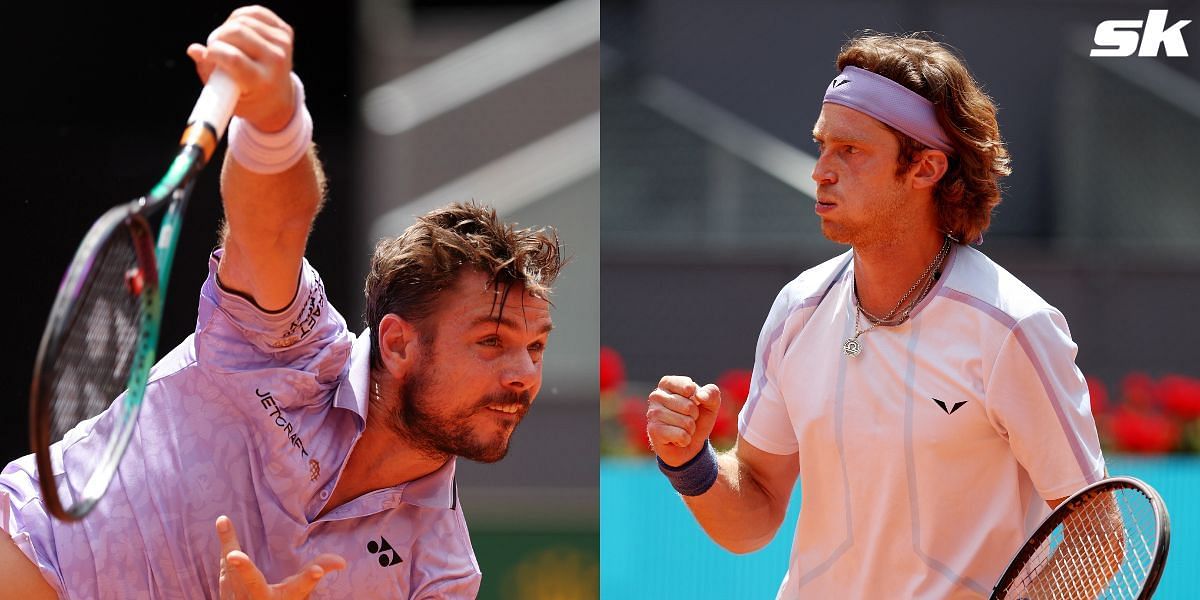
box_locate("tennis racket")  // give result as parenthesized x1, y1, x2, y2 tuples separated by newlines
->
(990, 476, 1170, 600)
(28, 70, 239, 521)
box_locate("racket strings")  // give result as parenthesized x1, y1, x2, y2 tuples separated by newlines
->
(1000, 488, 1159, 599)
(47, 226, 145, 444)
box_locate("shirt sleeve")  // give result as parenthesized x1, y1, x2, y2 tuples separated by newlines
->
(411, 503, 482, 599)
(415, 572, 482, 600)
(738, 287, 801, 455)
(984, 308, 1105, 500)
(0, 470, 67, 598)
(194, 249, 352, 387)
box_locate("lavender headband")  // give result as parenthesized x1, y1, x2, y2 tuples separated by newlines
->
(823, 66, 953, 153)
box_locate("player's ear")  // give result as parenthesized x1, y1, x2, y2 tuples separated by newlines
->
(376, 313, 418, 380)
(910, 149, 949, 190)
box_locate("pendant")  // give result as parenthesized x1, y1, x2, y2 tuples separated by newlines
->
(842, 337, 862, 357)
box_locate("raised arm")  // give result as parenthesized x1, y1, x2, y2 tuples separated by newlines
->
(648, 376, 800, 553)
(186, 6, 324, 311)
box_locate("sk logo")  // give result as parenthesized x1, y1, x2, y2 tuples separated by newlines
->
(368, 537, 403, 567)
(309, 459, 320, 482)
(932, 398, 968, 414)
(1091, 10, 1191, 57)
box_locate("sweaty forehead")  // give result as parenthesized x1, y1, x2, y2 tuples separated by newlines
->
(813, 103, 894, 142)
(484, 282, 551, 318)
(444, 271, 552, 327)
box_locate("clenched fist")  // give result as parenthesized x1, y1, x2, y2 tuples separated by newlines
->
(186, 6, 296, 133)
(647, 375, 722, 466)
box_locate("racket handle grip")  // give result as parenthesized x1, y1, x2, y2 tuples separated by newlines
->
(188, 69, 238, 141)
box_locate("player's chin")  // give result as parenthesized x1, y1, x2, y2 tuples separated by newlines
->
(467, 446, 510, 464)
(461, 434, 513, 463)
(461, 421, 521, 463)
(819, 221, 854, 246)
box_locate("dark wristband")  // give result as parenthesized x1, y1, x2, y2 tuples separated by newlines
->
(657, 439, 719, 496)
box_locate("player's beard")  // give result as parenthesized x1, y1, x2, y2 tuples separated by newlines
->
(392, 357, 533, 464)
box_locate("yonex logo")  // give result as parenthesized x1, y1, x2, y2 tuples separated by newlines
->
(1091, 10, 1191, 57)
(833, 78, 851, 88)
(932, 398, 968, 414)
(367, 536, 403, 567)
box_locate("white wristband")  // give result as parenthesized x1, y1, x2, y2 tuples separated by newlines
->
(227, 72, 314, 174)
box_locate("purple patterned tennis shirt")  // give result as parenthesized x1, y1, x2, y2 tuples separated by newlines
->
(1, 251, 482, 598)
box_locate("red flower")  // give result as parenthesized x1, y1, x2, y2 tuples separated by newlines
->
(710, 402, 737, 446)
(618, 397, 653, 454)
(1121, 372, 1159, 410)
(716, 369, 754, 413)
(1085, 375, 1109, 416)
(1110, 406, 1180, 454)
(1158, 375, 1200, 421)
(600, 346, 626, 394)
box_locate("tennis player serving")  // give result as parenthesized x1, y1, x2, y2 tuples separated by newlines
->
(647, 34, 1105, 599)
(1, 6, 563, 598)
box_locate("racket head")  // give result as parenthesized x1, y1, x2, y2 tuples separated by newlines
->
(990, 476, 1170, 600)
(29, 201, 160, 521)
(26, 68, 232, 522)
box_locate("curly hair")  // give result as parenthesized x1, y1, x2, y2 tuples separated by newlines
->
(364, 202, 565, 369)
(836, 33, 1011, 244)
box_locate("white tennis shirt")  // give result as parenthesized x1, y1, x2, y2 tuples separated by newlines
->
(738, 245, 1105, 599)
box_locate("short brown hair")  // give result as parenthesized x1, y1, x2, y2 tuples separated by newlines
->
(364, 202, 565, 369)
(836, 33, 1011, 244)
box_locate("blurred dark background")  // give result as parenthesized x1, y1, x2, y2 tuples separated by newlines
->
(3, 2, 598, 598)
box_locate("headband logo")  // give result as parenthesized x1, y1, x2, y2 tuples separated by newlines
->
(822, 66, 953, 153)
